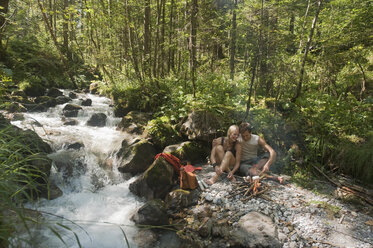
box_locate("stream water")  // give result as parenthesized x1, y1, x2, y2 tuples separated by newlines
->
(11, 90, 142, 248)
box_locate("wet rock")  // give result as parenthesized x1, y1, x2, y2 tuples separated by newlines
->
(117, 139, 156, 174)
(62, 104, 82, 117)
(129, 156, 174, 200)
(46, 88, 63, 97)
(40, 182, 63, 200)
(86, 113, 107, 127)
(68, 92, 78, 99)
(63, 118, 78, 126)
(131, 199, 169, 226)
(55, 96, 71, 105)
(66, 142, 84, 150)
(81, 98, 92, 106)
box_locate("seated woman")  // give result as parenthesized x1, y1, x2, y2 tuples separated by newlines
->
(206, 125, 242, 185)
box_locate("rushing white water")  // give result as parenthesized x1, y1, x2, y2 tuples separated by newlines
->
(11, 90, 143, 248)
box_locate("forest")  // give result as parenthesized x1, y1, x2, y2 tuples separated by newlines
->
(0, 0, 372, 246)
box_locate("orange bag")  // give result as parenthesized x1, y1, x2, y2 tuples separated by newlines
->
(180, 168, 198, 190)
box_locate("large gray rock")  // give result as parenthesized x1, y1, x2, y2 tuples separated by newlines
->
(0, 116, 55, 199)
(163, 141, 209, 164)
(129, 156, 174, 200)
(131, 199, 169, 226)
(55, 96, 71, 105)
(86, 113, 107, 127)
(63, 104, 82, 117)
(46, 88, 63, 97)
(81, 98, 92, 106)
(117, 111, 152, 134)
(117, 139, 156, 174)
(232, 211, 281, 248)
(179, 111, 222, 142)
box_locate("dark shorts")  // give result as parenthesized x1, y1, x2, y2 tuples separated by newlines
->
(239, 153, 269, 176)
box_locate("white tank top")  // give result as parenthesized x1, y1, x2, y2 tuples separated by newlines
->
(240, 134, 259, 160)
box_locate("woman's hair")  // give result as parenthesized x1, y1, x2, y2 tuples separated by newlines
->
(227, 125, 239, 137)
(239, 122, 252, 133)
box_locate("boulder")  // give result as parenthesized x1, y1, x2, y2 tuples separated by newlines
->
(179, 111, 223, 142)
(55, 96, 71, 105)
(86, 113, 107, 127)
(129, 156, 174, 200)
(117, 111, 152, 134)
(81, 98, 92, 106)
(165, 189, 199, 210)
(232, 211, 281, 248)
(66, 142, 84, 150)
(0, 116, 53, 198)
(68, 91, 78, 99)
(63, 104, 82, 117)
(131, 199, 169, 226)
(63, 103, 83, 111)
(117, 139, 156, 174)
(46, 88, 63, 97)
(163, 141, 209, 164)
(34, 96, 58, 108)
(62, 118, 78, 126)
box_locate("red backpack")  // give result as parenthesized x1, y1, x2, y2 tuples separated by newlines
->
(154, 153, 201, 189)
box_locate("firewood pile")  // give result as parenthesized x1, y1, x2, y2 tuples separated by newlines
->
(228, 176, 270, 202)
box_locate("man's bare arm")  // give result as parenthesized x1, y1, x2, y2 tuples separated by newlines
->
(258, 137, 276, 173)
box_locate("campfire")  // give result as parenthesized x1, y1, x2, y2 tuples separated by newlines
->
(228, 175, 270, 201)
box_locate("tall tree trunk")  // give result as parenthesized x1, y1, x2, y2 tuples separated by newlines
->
(160, 0, 166, 78)
(298, 0, 311, 57)
(153, 0, 160, 79)
(244, 54, 259, 121)
(293, 0, 323, 101)
(37, 0, 77, 88)
(189, 0, 198, 98)
(230, 0, 237, 80)
(357, 62, 366, 101)
(168, 0, 175, 73)
(144, 0, 151, 79)
(0, 0, 10, 61)
(63, 0, 71, 60)
(126, 0, 143, 84)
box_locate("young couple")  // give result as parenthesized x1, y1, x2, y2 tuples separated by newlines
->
(206, 122, 283, 185)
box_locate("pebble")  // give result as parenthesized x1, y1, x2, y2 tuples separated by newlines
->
(178, 171, 373, 248)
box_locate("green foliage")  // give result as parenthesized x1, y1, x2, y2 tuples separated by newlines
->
(0, 127, 47, 245)
(336, 134, 373, 183)
(289, 92, 373, 183)
(18, 76, 46, 97)
(145, 116, 182, 148)
(6, 36, 70, 89)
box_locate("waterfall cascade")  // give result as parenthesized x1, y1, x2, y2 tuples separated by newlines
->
(11, 90, 142, 248)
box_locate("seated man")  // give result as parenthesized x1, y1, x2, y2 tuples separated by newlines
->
(238, 122, 283, 184)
